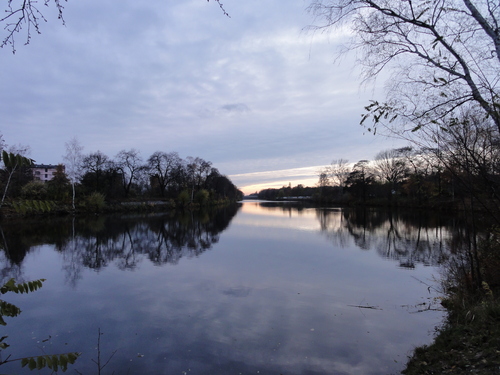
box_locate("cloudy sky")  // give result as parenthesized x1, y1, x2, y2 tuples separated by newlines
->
(1, 0, 406, 194)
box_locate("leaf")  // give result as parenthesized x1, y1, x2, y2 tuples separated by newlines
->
(0, 300, 22, 318)
(21, 358, 29, 367)
(1, 279, 16, 294)
(51, 355, 59, 372)
(28, 358, 36, 370)
(0, 342, 10, 349)
(59, 354, 68, 371)
(37, 355, 45, 370)
(67, 352, 80, 364)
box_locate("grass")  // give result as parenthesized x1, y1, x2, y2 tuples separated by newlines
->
(403, 297, 500, 374)
(403, 228, 500, 374)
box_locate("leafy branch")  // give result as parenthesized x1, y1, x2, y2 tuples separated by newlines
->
(0, 278, 81, 371)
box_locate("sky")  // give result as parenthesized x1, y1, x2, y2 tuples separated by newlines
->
(1, 0, 406, 195)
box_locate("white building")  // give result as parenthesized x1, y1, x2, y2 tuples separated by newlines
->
(32, 164, 62, 183)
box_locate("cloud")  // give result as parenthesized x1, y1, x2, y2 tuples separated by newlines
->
(220, 103, 250, 113)
(1, 0, 407, 186)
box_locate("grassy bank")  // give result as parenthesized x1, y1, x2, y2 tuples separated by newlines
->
(403, 228, 500, 374)
(403, 297, 500, 374)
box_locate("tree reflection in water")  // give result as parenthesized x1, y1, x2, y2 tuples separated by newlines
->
(0, 203, 477, 284)
(316, 207, 455, 268)
(249, 203, 460, 269)
(0, 205, 240, 286)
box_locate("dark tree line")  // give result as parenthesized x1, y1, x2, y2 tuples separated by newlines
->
(0, 147, 243, 207)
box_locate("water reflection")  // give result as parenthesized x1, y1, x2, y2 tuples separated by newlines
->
(240, 202, 455, 269)
(0, 205, 240, 285)
(0, 203, 459, 282)
(316, 208, 452, 268)
(0, 202, 453, 375)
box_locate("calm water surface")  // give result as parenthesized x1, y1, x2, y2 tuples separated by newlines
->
(0, 201, 450, 374)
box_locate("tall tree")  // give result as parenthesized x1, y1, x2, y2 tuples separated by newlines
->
(0, 151, 34, 206)
(81, 151, 110, 193)
(114, 149, 144, 198)
(147, 151, 182, 197)
(374, 148, 409, 186)
(346, 160, 374, 204)
(328, 158, 350, 194)
(63, 137, 84, 210)
(309, 0, 500, 133)
(46, 164, 70, 200)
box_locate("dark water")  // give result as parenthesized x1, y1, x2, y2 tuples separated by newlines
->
(0, 201, 451, 374)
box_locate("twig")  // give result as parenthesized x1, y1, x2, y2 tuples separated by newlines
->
(411, 276, 440, 293)
(92, 328, 117, 375)
(348, 304, 382, 310)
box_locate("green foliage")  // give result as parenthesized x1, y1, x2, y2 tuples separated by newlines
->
(178, 190, 190, 206)
(0, 278, 81, 371)
(1, 151, 33, 169)
(0, 278, 45, 295)
(194, 189, 209, 205)
(0, 301, 21, 325)
(21, 181, 48, 200)
(21, 352, 80, 372)
(84, 192, 106, 212)
(12, 200, 55, 215)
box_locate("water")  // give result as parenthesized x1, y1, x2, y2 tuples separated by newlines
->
(0, 201, 449, 374)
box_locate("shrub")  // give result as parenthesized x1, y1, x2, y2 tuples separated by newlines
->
(84, 192, 106, 213)
(21, 181, 48, 200)
(195, 189, 210, 206)
(177, 190, 190, 206)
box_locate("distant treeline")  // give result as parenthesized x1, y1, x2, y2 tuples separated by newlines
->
(256, 144, 500, 214)
(0, 147, 243, 213)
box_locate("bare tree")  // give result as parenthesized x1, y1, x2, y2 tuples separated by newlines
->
(2, 0, 229, 53)
(147, 151, 182, 197)
(63, 137, 84, 210)
(0, 134, 6, 153)
(308, 0, 500, 133)
(316, 168, 330, 198)
(328, 158, 350, 193)
(1, 0, 66, 53)
(185, 157, 212, 201)
(416, 108, 500, 222)
(374, 148, 409, 185)
(114, 149, 144, 198)
(81, 151, 111, 193)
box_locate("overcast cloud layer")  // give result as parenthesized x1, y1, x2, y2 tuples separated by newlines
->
(1, 0, 405, 194)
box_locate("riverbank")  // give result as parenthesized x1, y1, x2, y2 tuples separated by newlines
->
(0, 197, 240, 219)
(403, 297, 500, 374)
(403, 229, 500, 374)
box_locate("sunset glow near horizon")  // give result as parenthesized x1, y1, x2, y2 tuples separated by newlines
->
(230, 165, 325, 195)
